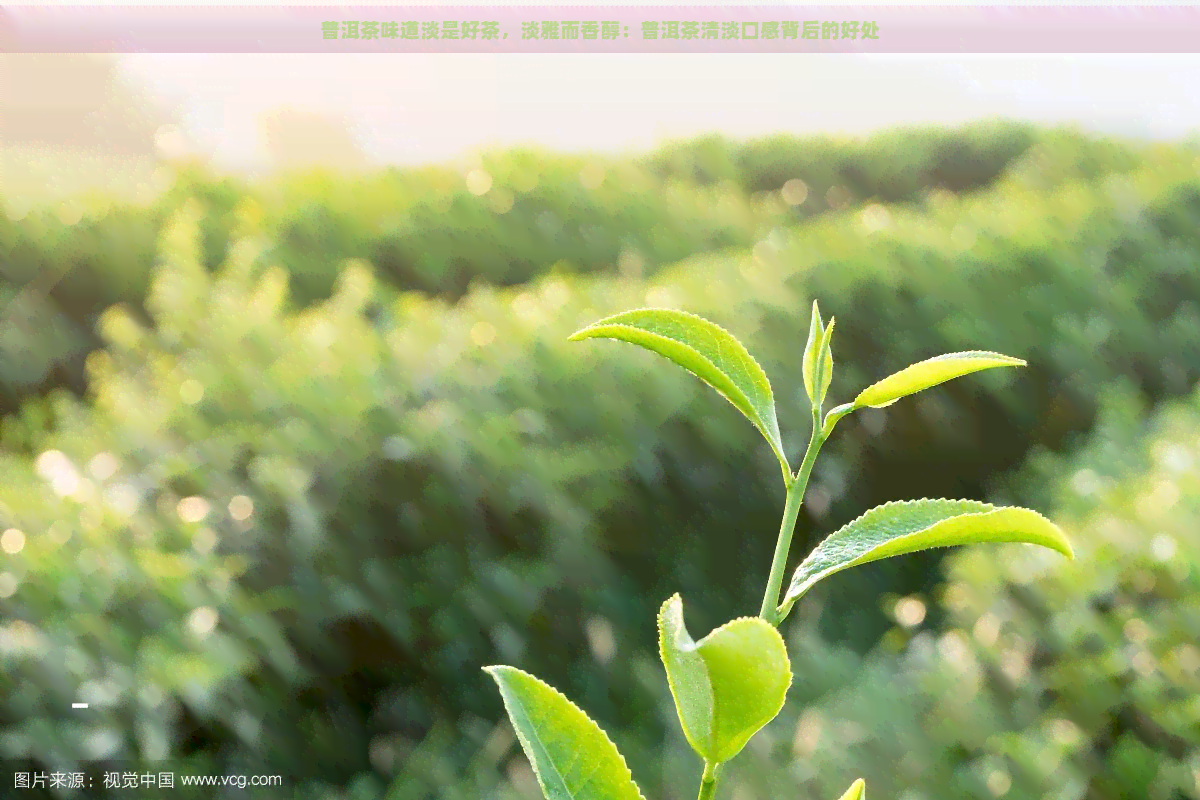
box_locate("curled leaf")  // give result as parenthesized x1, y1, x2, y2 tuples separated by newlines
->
(570, 308, 789, 476)
(779, 499, 1072, 616)
(658, 594, 792, 765)
(485, 665, 647, 800)
(854, 350, 1026, 409)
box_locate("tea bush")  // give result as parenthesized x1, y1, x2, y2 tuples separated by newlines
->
(0, 121, 1055, 413)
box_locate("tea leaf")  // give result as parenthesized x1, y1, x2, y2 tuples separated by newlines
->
(816, 317, 835, 407)
(780, 499, 1072, 615)
(802, 300, 825, 406)
(570, 309, 789, 476)
(836, 779, 866, 800)
(658, 594, 792, 764)
(853, 351, 1026, 409)
(484, 665, 647, 800)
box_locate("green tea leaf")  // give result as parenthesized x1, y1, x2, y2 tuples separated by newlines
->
(570, 309, 789, 476)
(816, 317, 835, 407)
(484, 665, 647, 800)
(836, 779, 866, 800)
(801, 300, 825, 406)
(779, 499, 1073, 615)
(658, 594, 792, 765)
(853, 351, 1026, 409)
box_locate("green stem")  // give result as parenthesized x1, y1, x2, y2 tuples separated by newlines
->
(696, 761, 720, 800)
(759, 409, 826, 625)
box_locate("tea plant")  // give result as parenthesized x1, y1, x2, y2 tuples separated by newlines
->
(485, 302, 1074, 800)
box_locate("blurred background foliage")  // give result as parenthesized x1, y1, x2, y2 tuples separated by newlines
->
(1, 122, 1198, 800)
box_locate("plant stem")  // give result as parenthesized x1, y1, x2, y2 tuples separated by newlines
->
(696, 761, 720, 800)
(759, 409, 826, 625)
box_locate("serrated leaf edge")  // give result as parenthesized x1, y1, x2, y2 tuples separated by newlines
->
(658, 596, 793, 764)
(570, 308, 788, 471)
(484, 664, 648, 800)
(700, 615, 793, 763)
(780, 498, 1073, 613)
(658, 594, 712, 757)
(853, 350, 1027, 409)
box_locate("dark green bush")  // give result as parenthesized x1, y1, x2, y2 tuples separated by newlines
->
(640, 123, 1039, 195)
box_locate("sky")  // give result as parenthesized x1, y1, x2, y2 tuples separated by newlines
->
(114, 53, 1200, 173)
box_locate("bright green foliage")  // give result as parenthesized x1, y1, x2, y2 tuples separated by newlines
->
(3, 126, 1199, 800)
(836, 779, 866, 800)
(852, 351, 1026, 410)
(800, 301, 835, 412)
(565, 300, 1068, 796)
(815, 320, 835, 410)
(801, 300, 826, 407)
(780, 500, 1073, 616)
(570, 308, 790, 479)
(657, 594, 792, 764)
(484, 666, 647, 800)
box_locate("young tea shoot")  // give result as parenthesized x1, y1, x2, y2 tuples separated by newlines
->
(486, 300, 1073, 800)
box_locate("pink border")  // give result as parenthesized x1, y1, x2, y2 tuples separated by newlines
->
(2, 6, 1198, 53)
